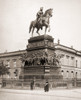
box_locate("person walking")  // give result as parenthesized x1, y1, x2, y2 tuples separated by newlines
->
(30, 80, 34, 90)
(44, 81, 49, 92)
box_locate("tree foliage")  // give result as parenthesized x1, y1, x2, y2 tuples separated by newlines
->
(0, 61, 9, 76)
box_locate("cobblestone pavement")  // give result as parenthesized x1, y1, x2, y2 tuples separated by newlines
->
(0, 88, 81, 100)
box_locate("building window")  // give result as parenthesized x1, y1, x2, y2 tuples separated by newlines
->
(61, 70, 64, 76)
(67, 71, 69, 78)
(61, 54, 65, 58)
(66, 55, 69, 59)
(71, 71, 74, 79)
(7, 72, 10, 78)
(66, 55, 69, 65)
(71, 57, 74, 66)
(71, 57, 74, 60)
(14, 69, 18, 78)
(7, 61, 10, 68)
(14, 61, 16, 67)
(75, 72, 77, 79)
(76, 60, 78, 68)
(60, 54, 64, 65)
(80, 61, 81, 68)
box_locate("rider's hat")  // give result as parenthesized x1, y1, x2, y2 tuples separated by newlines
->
(40, 7, 43, 10)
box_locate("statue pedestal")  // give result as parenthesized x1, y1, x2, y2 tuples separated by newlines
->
(20, 34, 62, 80)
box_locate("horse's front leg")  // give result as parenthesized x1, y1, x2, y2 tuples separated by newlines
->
(48, 25, 50, 32)
(44, 22, 49, 34)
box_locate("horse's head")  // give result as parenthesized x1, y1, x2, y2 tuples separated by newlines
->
(44, 8, 53, 17)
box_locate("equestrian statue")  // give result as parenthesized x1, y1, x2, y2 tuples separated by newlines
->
(29, 7, 53, 37)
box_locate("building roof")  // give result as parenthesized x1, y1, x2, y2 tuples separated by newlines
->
(0, 50, 26, 58)
(55, 43, 81, 56)
(0, 43, 81, 57)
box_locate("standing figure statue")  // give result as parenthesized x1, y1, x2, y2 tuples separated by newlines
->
(29, 7, 53, 37)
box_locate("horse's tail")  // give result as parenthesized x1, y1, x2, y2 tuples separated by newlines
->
(29, 21, 33, 33)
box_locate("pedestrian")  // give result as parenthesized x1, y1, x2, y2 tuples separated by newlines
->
(30, 80, 34, 90)
(44, 81, 49, 92)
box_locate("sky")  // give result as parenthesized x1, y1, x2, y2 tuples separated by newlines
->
(0, 0, 81, 53)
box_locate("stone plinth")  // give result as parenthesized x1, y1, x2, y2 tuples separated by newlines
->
(20, 34, 62, 80)
(27, 34, 54, 51)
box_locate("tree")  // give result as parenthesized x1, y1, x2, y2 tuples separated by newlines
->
(0, 61, 9, 78)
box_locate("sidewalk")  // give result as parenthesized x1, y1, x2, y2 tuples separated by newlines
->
(0, 88, 81, 99)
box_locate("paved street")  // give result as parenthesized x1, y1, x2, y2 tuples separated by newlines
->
(0, 88, 81, 100)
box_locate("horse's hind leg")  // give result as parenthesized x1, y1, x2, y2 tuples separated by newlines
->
(32, 28, 35, 37)
(45, 26, 47, 34)
(36, 29, 40, 36)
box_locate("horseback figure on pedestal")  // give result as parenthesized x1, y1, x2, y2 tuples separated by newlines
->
(29, 7, 53, 37)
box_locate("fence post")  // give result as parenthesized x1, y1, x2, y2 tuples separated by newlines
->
(67, 78, 69, 89)
(11, 80, 13, 88)
(49, 79, 53, 89)
(74, 78, 77, 87)
(67, 79, 73, 89)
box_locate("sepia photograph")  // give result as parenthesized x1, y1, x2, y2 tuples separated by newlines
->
(0, 0, 81, 100)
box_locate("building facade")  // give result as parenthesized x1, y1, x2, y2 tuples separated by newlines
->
(0, 50, 26, 79)
(55, 43, 81, 79)
(0, 42, 81, 79)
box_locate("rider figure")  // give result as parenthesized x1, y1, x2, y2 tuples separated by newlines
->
(36, 7, 43, 24)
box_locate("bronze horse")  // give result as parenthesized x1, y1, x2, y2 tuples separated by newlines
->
(29, 8, 53, 37)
